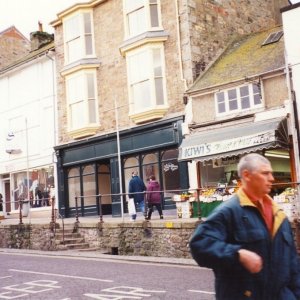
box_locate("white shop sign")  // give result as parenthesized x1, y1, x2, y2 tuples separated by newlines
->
(181, 130, 276, 160)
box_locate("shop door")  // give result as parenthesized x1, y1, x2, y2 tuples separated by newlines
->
(110, 158, 122, 217)
(5, 181, 11, 213)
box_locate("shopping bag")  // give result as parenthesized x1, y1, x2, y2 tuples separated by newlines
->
(128, 198, 136, 215)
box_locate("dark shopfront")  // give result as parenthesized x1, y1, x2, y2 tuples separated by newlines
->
(55, 117, 188, 218)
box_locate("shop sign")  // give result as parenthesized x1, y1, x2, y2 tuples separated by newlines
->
(163, 162, 178, 172)
(181, 130, 276, 160)
(213, 156, 240, 168)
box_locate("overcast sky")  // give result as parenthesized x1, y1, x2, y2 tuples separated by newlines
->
(0, 0, 89, 39)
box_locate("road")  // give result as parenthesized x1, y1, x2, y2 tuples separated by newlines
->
(0, 250, 215, 299)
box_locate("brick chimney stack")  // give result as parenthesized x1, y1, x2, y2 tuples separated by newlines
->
(29, 22, 54, 51)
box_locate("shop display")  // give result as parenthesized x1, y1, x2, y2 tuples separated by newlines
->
(273, 187, 299, 221)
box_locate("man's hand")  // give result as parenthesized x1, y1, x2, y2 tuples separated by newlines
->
(238, 249, 263, 273)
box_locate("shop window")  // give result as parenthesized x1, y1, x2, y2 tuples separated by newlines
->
(82, 165, 96, 206)
(142, 153, 159, 182)
(215, 83, 262, 116)
(127, 45, 167, 115)
(12, 167, 55, 211)
(161, 149, 180, 198)
(123, 0, 161, 38)
(63, 11, 94, 64)
(68, 167, 80, 208)
(66, 70, 99, 132)
(124, 156, 140, 195)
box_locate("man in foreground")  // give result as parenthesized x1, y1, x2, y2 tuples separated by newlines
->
(189, 153, 300, 299)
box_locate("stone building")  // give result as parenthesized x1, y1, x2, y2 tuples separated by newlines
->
(179, 22, 299, 218)
(50, 0, 287, 218)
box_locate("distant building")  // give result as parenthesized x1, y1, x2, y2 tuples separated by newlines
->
(0, 26, 30, 70)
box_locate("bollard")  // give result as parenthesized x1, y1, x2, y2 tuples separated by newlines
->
(19, 199, 23, 225)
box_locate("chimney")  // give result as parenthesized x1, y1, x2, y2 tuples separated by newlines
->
(30, 22, 54, 51)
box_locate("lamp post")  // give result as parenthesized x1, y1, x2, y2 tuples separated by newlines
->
(114, 98, 124, 221)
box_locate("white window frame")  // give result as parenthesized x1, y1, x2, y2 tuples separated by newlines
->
(63, 9, 95, 64)
(123, 0, 162, 38)
(215, 83, 263, 116)
(66, 69, 99, 131)
(126, 44, 167, 115)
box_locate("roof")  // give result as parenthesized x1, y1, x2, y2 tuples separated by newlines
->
(0, 41, 55, 74)
(188, 26, 285, 94)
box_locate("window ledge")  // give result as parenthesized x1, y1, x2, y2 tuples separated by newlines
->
(61, 58, 100, 76)
(130, 107, 168, 124)
(119, 30, 169, 56)
(68, 125, 99, 139)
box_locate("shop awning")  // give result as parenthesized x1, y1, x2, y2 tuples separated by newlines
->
(178, 118, 289, 162)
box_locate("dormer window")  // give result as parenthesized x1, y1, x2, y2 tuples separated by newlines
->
(215, 83, 262, 116)
(123, 0, 161, 38)
(64, 11, 94, 64)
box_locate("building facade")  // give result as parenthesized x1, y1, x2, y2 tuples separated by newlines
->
(50, 0, 287, 218)
(0, 30, 57, 218)
(180, 25, 299, 218)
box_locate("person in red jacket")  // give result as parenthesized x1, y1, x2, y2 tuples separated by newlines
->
(146, 175, 163, 220)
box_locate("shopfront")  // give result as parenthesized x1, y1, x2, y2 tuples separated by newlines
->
(178, 117, 298, 219)
(55, 117, 189, 218)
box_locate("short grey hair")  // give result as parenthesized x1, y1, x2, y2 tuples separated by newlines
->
(237, 153, 271, 178)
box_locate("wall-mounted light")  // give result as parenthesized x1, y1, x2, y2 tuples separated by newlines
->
(265, 150, 289, 159)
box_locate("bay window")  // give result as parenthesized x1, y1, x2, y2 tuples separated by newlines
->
(64, 11, 94, 64)
(127, 45, 167, 114)
(123, 0, 161, 37)
(66, 70, 98, 132)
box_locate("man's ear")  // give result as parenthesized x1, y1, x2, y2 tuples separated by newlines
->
(242, 169, 251, 182)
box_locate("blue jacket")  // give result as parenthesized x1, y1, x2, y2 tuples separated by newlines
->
(189, 189, 300, 300)
(128, 175, 146, 203)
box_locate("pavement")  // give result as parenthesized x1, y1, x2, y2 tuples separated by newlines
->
(0, 208, 201, 226)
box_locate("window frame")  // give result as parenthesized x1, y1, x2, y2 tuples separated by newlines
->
(63, 9, 95, 64)
(126, 43, 168, 115)
(215, 83, 263, 116)
(123, 0, 162, 38)
(65, 69, 99, 132)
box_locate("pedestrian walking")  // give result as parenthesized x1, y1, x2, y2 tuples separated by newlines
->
(128, 170, 146, 221)
(145, 175, 163, 220)
(189, 153, 300, 300)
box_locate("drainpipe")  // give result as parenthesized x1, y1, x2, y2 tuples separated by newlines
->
(45, 50, 59, 205)
(285, 56, 300, 182)
(175, 0, 188, 91)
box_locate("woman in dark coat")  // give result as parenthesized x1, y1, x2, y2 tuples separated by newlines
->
(146, 175, 163, 220)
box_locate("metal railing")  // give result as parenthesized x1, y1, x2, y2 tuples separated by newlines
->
(1, 181, 299, 226)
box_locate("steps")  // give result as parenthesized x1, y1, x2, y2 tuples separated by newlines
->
(54, 225, 90, 250)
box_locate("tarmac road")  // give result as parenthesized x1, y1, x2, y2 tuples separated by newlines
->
(0, 248, 215, 300)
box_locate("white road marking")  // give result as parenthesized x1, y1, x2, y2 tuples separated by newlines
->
(85, 286, 166, 299)
(0, 277, 12, 280)
(188, 289, 215, 295)
(9, 269, 113, 283)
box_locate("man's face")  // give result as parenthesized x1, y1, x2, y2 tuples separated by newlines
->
(245, 163, 274, 196)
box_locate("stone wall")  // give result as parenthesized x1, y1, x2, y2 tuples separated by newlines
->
(0, 221, 199, 258)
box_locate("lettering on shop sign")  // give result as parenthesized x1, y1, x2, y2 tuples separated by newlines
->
(85, 286, 166, 299)
(163, 163, 178, 172)
(182, 130, 276, 160)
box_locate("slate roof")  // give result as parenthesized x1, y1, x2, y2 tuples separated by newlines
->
(0, 41, 54, 74)
(188, 26, 285, 94)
